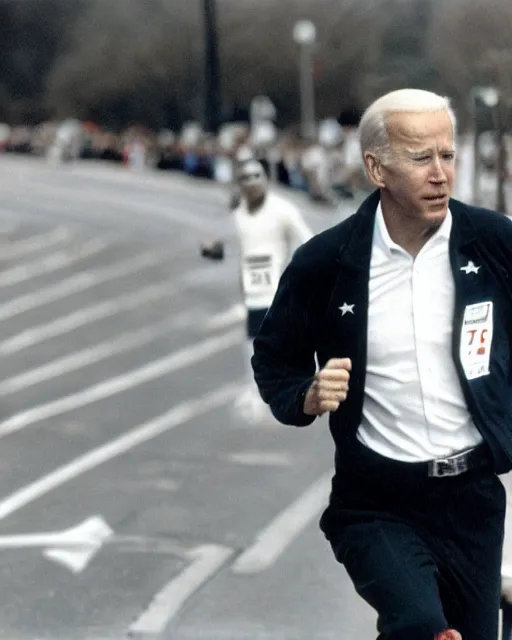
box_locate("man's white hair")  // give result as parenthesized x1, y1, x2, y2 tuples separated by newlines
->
(358, 89, 457, 165)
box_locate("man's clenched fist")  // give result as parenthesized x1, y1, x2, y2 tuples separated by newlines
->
(303, 358, 351, 416)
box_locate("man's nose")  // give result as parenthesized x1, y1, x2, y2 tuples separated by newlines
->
(429, 157, 448, 182)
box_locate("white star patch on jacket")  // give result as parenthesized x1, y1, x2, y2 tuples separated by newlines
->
(339, 302, 355, 316)
(460, 261, 480, 274)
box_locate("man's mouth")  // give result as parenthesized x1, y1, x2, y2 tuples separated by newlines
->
(424, 194, 447, 201)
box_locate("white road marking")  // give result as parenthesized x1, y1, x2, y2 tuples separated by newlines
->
(0, 236, 108, 287)
(0, 247, 173, 321)
(128, 544, 234, 635)
(44, 515, 114, 573)
(0, 328, 241, 438)
(224, 451, 293, 467)
(0, 263, 225, 353)
(231, 472, 332, 575)
(0, 382, 242, 520)
(0, 309, 200, 395)
(205, 302, 247, 331)
(0, 515, 111, 549)
(0, 225, 71, 260)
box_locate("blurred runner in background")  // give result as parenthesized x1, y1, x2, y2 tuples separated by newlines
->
(200, 159, 313, 423)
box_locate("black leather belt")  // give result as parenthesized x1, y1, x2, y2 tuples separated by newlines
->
(427, 444, 491, 478)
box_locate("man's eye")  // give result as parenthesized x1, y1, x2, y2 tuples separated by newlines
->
(414, 156, 430, 162)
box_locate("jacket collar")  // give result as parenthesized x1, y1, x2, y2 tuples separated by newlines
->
(447, 197, 478, 250)
(336, 190, 478, 270)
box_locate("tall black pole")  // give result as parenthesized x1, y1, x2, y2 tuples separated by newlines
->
(203, 0, 220, 133)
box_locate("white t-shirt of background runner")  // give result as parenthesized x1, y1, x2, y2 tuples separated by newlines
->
(234, 192, 312, 310)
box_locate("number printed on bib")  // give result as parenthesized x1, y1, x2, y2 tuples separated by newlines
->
(243, 255, 273, 296)
(460, 301, 493, 380)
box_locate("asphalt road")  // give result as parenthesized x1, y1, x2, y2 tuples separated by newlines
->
(0, 155, 376, 640)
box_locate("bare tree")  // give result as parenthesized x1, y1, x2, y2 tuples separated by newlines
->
(0, 0, 84, 123)
(426, 0, 512, 125)
(8, 0, 510, 132)
(45, 0, 203, 129)
(44, 0, 394, 128)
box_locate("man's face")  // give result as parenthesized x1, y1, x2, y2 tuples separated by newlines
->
(369, 110, 456, 225)
(238, 162, 267, 204)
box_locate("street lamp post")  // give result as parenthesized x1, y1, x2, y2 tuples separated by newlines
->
(203, 0, 221, 133)
(476, 49, 512, 214)
(495, 92, 508, 214)
(293, 20, 317, 141)
(470, 86, 499, 207)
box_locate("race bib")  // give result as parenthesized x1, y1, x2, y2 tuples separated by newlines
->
(243, 255, 273, 296)
(460, 301, 493, 380)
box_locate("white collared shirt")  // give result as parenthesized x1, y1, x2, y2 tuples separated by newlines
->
(357, 203, 483, 461)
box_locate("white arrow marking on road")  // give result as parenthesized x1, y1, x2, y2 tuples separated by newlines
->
(129, 544, 233, 635)
(0, 516, 113, 573)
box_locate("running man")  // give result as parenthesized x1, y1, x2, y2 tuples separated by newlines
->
(201, 159, 313, 421)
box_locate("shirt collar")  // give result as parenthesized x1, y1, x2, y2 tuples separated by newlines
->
(374, 201, 452, 257)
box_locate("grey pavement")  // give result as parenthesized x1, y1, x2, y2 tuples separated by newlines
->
(0, 155, 374, 640)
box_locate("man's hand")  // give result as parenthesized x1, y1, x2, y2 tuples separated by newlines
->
(303, 358, 351, 416)
(200, 240, 224, 261)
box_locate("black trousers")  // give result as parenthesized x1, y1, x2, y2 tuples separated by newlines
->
(320, 439, 506, 640)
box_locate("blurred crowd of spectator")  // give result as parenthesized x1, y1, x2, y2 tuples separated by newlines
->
(0, 118, 373, 206)
(3, 117, 509, 208)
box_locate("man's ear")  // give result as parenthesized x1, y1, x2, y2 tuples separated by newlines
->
(364, 152, 386, 188)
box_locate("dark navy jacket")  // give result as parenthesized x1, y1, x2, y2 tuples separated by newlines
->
(252, 191, 512, 477)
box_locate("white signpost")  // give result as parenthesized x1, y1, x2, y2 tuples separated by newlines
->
(250, 95, 277, 127)
(249, 95, 279, 181)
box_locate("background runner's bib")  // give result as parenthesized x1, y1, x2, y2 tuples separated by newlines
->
(242, 255, 274, 298)
(234, 192, 313, 310)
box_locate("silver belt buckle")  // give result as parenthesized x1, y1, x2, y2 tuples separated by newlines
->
(429, 450, 470, 478)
